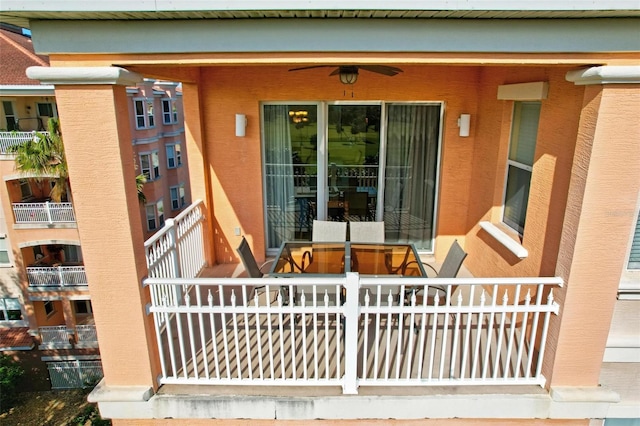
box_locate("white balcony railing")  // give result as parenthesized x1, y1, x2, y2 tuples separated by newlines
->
(26, 266, 88, 287)
(144, 200, 563, 394)
(39, 325, 72, 348)
(76, 325, 98, 345)
(145, 275, 562, 394)
(0, 131, 48, 154)
(13, 202, 75, 224)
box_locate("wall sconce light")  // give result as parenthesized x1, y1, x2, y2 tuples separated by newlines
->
(458, 114, 471, 137)
(235, 114, 247, 137)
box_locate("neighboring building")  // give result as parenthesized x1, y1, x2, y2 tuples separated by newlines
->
(0, 24, 190, 388)
(0, 3, 638, 425)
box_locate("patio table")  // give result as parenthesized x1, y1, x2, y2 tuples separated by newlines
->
(270, 241, 426, 277)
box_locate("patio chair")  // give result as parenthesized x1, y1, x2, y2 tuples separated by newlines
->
(236, 237, 279, 304)
(311, 220, 347, 242)
(349, 221, 385, 243)
(402, 239, 468, 304)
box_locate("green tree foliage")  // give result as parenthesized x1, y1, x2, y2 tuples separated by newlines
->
(136, 173, 147, 204)
(0, 354, 24, 412)
(10, 118, 68, 202)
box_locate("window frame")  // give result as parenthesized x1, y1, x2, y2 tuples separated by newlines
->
(139, 151, 160, 181)
(170, 183, 186, 210)
(157, 199, 165, 228)
(2, 100, 17, 131)
(166, 143, 182, 169)
(501, 101, 541, 236)
(145, 204, 157, 231)
(37, 102, 55, 118)
(162, 98, 178, 125)
(0, 297, 23, 321)
(134, 98, 156, 129)
(0, 236, 11, 265)
(44, 300, 56, 317)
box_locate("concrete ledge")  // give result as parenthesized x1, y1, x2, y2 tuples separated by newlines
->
(88, 379, 154, 403)
(566, 65, 640, 85)
(479, 221, 528, 259)
(549, 386, 620, 419)
(26, 66, 143, 86)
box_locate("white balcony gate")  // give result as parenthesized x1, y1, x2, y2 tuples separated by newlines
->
(38, 325, 72, 348)
(76, 325, 98, 345)
(0, 131, 48, 154)
(13, 202, 75, 224)
(47, 360, 104, 389)
(26, 266, 87, 287)
(144, 275, 562, 394)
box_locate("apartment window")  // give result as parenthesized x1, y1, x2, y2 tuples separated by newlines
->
(134, 99, 146, 128)
(147, 100, 155, 127)
(157, 200, 165, 228)
(140, 152, 159, 181)
(74, 300, 92, 315)
(134, 98, 155, 129)
(146, 204, 157, 231)
(44, 300, 55, 317)
(19, 179, 32, 199)
(63, 245, 83, 264)
(0, 237, 10, 265)
(166, 143, 182, 168)
(2, 101, 17, 131)
(503, 101, 541, 235)
(162, 99, 178, 124)
(170, 184, 186, 210)
(0, 298, 22, 321)
(629, 210, 640, 270)
(37, 102, 54, 117)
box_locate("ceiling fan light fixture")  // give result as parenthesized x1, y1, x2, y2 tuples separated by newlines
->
(339, 67, 359, 85)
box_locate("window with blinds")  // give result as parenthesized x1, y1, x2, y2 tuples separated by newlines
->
(629, 210, 640, 270)
(503, 101, 540, 235)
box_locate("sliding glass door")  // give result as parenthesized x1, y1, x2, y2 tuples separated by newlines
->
(263, 102, 441, 251)
(384, 104, 441, 250)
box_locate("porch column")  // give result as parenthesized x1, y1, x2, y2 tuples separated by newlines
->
(549, 66, 640, 388)
(26, 67, 159, 394)
(182, 76, 216, 266)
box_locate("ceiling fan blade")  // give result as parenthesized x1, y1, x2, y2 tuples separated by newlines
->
(288, 65, 335, 72)
(358, 65, 403, 76)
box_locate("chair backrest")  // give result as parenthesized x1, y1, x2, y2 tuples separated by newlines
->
(349, 221, 385, 243)
(236, 237, 263, 278)
(437, 240, 468, 278)
(312, 220, 347, 242)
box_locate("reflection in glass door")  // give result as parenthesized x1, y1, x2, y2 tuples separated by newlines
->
(263, 104, 318, 248)
(264, 102, 442, 251)
(326, 104, 381, 223)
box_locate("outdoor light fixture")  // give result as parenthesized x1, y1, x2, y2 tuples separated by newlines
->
(458, 114, 471, 137)
(235, 114, 247, 137)
(339, 67, 359, 85)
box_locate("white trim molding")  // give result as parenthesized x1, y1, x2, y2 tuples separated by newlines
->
(26, 66, 143, 86)
(566, 65, 640, 85)
(0, 85, 55, 96)
(479, 221, 529, 259)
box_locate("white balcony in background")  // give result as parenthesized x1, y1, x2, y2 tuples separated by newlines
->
(38, 325, 72, 349)
(76, 324, 99, 348)
(0, 131, 48, 155)
(26, 265, 88, 288)
(12, 202, 75, 224)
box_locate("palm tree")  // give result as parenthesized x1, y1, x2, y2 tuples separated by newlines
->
(10, 118, 68, 202)
(136, 173, 147, 203)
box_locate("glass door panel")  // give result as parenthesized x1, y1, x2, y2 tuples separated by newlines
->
(326, 105, 381, 223)
(264, 104, 318, 248)
(384, 104, 441, 250)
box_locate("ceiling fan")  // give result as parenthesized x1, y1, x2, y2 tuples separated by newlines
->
(288, 65, 403, 85)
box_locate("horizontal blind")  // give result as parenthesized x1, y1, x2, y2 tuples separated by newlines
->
(629, 210, 640, 269)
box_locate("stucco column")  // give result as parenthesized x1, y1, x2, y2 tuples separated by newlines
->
(549, 66, 640, 388)
(182, 76, 216, 266)
(27, 67, 159, 393)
